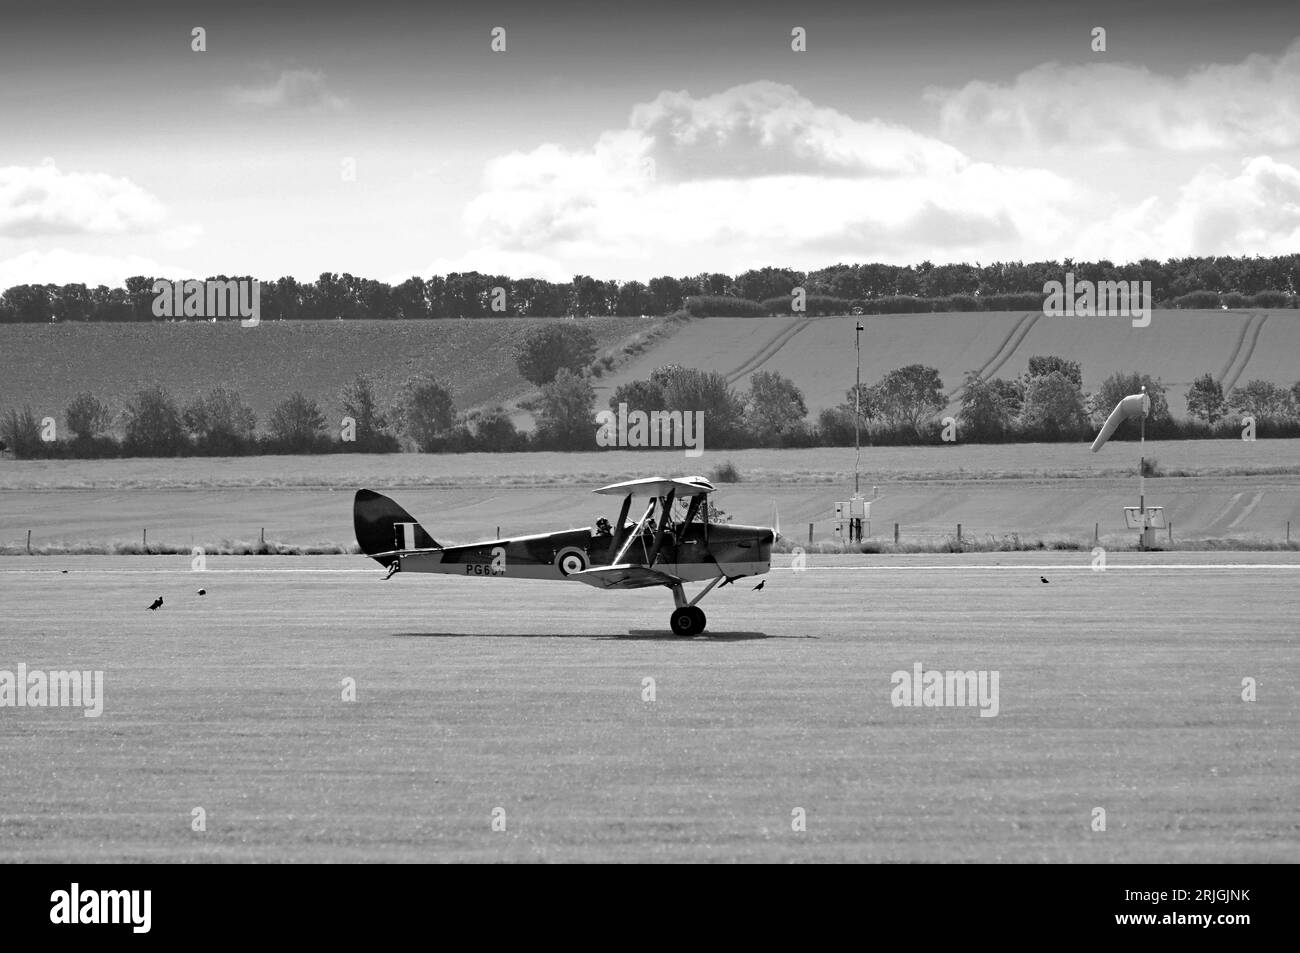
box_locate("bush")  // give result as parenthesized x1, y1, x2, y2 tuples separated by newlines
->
(1172, 291, 1221, 309)
(709, 461, 741, 483)
(398, 377, 456, 452)
(533, 368, 596, 450)
(123, 385, 188, 456)
(683, 295, 765, 317)
(1250, 290, 1290, 308)
(0, 406, 45, 458)
(65, 392, 112, 441)
(338, 375, 397, 452)
(513, 322, 598, 385)
(268, 392, 328, 453)
(759, 294, 855, 316)
(183, 386, 258, 455)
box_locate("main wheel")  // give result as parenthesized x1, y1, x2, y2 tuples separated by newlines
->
(670, 607, 703, 637)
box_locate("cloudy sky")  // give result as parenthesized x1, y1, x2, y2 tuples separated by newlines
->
(1, 0, 1298, 288)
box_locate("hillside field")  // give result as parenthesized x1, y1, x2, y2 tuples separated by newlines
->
(0, 317, 668, 436)
(3, 311, 1294, 440)
(593, 309, 1300, 420)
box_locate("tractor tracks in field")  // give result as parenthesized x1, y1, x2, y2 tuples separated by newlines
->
(724, 317, 820, 385)
(1217, 311, 1268, 394)
(944, 311, 1041, 403)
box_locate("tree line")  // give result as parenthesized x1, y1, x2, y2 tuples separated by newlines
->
(2, 254, 1298, 323)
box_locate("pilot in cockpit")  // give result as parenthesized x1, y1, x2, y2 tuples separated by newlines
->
(594, 517, 612, 536)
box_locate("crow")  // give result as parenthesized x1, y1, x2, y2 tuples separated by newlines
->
(752, 580, 765, 591)
(148, 596, 163, 610)
(1040, 576, 1049, 584)
(197, 588, 207, 596)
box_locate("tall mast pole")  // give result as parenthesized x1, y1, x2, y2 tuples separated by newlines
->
(855, 321, 863, 497)
(1139, 385, 1147, 548)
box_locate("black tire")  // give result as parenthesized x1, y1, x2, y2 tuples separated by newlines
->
(687, 606, 706, 633)
(670, 607, 700, 636)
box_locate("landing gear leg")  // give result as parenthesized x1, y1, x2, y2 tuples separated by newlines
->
(667, 578, 721, 636)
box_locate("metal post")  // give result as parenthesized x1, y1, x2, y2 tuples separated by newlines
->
(261, 527, 265, 545)
(894, 522, 900, 544)
(957, 523, 962, 543)
(1138, 387, 1147, 550)
(808, 523, 813, 545)
(1094, 522, 1099, 545)
(27, 529, 32, 554)
(854, 321, 863, 498)
(143, 528, 147, 550)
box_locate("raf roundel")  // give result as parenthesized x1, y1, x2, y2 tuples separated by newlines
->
(555, 547, 588, 577)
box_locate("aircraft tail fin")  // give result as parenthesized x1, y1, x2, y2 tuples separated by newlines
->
(354, 489, 440, 566)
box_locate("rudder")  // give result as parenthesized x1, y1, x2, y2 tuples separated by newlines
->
(354, 489, 440, 565)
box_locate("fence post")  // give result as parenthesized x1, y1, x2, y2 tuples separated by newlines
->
(27, 529, 32, 555)
(1168, 522, 1173, 543)
(894, 523, 900, 544)
(957, 523, 962, 543)
(1094, 522, 1099, 545)
(1288, 521, 1292, 544)
(142, 528, 147, 551)
(260, 527, 265, 545)
(808, 523, 813, 545)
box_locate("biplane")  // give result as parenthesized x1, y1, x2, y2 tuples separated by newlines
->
(353, 476, 774, 636)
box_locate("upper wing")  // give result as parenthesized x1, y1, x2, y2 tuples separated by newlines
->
(567, 564, 681, 590)
(593, 476, 715, 498)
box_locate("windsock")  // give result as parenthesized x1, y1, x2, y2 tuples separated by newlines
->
(1091, 392, 1149, 451)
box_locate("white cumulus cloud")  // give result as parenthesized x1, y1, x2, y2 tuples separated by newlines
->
(0, 161, 167, 237)
(928, 38, 1300, 153)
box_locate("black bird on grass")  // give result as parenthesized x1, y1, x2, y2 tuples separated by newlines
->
(197, 588, 207, 596)
(752, 580, 765, 591)
(1040, 576, 1049, 584)
(148, 596, 163, 610)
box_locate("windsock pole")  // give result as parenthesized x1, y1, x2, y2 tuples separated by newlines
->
(1139, 385, 1146, 530)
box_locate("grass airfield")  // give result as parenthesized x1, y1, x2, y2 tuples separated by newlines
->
(1, 552, 1296, 863)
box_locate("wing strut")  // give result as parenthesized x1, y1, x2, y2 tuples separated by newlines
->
(645, 489, 676, 566)
(607, 493, 633, 558)
(612, 499, 657, 566)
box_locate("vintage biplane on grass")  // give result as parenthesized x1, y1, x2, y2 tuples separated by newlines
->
(353, 476, 774, 636)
